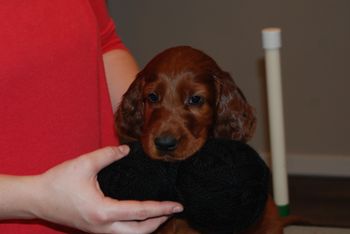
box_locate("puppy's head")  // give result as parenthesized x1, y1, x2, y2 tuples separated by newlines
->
(116, 46, 256, 161)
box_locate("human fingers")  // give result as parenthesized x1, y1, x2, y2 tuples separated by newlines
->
(107, 216, 169, 234)
(103, 199, 183, 221)
(77, 145, 130, 173)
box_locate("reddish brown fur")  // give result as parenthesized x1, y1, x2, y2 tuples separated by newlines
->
(116, 46, 300, 233)
(116, 46, 256, 160)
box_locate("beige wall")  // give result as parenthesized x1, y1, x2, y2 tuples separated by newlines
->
(108, 0, 350, 158)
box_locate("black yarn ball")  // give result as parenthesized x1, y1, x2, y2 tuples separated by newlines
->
(98, 139, 269, 234)
(98, 142, 179, 201)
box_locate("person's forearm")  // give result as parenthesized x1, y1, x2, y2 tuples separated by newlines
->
(0, 175, 39, 220)
(103, 49, 139, 113)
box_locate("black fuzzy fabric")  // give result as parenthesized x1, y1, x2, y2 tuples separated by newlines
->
(98, 139, 269, 233)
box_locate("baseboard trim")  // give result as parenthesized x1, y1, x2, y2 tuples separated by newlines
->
(259, 152, 350, 177)
(287, 153, 350, 177)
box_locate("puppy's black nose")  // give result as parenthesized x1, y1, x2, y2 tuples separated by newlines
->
(154, 136, 178, 151)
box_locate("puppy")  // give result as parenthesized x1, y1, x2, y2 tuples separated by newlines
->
(116, 46, 295, 233)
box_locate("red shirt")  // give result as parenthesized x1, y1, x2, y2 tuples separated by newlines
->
(0, 1, 125, 232)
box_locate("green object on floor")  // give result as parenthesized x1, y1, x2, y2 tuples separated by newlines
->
(278, 204, 290, 217)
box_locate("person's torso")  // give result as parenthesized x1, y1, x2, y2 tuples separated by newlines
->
(0, 1, 117, 233)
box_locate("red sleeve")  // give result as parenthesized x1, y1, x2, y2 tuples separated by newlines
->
(89, 0, 127, 53)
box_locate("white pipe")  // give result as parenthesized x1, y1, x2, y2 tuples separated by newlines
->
(262, 28, 289, 216)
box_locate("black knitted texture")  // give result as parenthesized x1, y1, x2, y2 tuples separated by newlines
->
(97, 139, 269, 234)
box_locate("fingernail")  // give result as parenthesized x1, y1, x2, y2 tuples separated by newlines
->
(118, 145, 130, 154)
(172, 206, 183, 213)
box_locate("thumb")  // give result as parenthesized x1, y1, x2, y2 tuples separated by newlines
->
(82, 145, 130, 173)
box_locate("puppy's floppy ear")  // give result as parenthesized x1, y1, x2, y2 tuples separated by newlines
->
(213, 71, 257, 142)
(115, 73, 145, 143)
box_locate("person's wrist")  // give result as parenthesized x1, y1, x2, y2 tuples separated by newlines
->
(1, 175, 42, 220)
(21, 175, 45, 219)
(26, 172, 62, 222)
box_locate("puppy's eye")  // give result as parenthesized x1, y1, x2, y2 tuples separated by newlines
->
(147, 92, 159, 103)
(187, 95, 204, 105)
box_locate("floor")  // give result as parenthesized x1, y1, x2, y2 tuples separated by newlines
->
(288, 176, 350, 228)
(284, 225, 350, 234)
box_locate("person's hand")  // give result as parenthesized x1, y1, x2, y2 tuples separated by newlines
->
(31, 146, 183, 234)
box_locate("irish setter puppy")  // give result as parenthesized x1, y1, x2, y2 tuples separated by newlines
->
(116, 46, 292, 233)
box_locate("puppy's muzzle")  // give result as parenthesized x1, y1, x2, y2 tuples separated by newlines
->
(154, 135, 178, 152)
